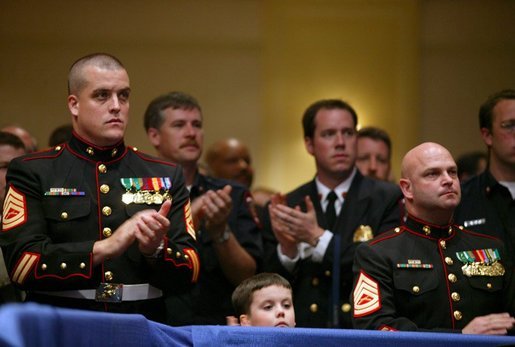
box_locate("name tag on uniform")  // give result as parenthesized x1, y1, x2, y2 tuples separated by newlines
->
(463, 218, 486, 227)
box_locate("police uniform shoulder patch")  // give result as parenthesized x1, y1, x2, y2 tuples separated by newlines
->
(2, 185, 27, 231)
(353, 271, 381, 317)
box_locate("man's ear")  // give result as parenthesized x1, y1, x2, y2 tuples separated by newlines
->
(480, 127, 493, 147)
(146, 128, 161, 148)
(304, 136, 314, 156)
(68, 95, 79, 118)
(399, 178, 412, 200)
(239, 314, 251, 326)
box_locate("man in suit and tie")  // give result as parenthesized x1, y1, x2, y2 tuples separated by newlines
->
(262, 99, 402, 328)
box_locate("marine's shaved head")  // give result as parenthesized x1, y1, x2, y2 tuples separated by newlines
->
(68, 53, 125, 95)
(400, 142, 460, 225)
(401, 142, 451, 179)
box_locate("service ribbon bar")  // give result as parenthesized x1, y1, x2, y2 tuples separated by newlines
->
(45, 188, 85, 196)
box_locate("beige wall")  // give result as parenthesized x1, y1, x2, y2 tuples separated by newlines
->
(262, 1, 420, 190)
(1, 1, 514, 192)
(421, 0, 515, 158)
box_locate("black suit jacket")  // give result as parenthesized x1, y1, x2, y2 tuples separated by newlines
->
(454, 170, 515, 262)
(262, 170, 402, 328)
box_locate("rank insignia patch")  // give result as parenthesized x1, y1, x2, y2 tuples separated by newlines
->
(2, 185, 27, 231)
(353, 271, 381, 317)
(184, 248, 200, 283)
(184, 200, 196, 240)
(12, 252, 39, 284)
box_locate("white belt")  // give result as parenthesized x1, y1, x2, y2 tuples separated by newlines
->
(34, 283, 162, 302)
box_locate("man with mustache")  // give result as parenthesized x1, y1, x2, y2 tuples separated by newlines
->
(0, 54, 199, 322)
(144, 91, 262, 325)
(352, 142, 515, 334)
(262, 99, 402, 328)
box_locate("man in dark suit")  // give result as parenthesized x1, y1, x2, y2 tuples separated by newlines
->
(262, 99, 402, 328)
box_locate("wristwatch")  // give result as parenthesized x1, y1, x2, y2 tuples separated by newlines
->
(215, 227, 231, 244)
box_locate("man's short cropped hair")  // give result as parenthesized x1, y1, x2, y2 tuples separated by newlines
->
(302, 99, 358, 138)
(68, 53, 125, 95)
(479, 89, 515, 131)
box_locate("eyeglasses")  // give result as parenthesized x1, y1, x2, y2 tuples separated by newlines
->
(500, 120, 515, 133)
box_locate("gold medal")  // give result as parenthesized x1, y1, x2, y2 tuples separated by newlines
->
(152, 193, 164, 204)
(133, 191, 145, 204)
(162, 191, 172, 202)
(143, 191, 153, 205)
(461, 261, 505, 277)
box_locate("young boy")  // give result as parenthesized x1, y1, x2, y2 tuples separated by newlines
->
(231, 273, 295, 327)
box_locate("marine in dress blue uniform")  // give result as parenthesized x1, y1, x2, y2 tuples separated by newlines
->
(352, 214, 514, 331)
(1, 134, 199, 322)
(352, 142, 515, 334)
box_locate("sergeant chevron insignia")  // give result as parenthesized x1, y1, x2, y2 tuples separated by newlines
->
(2, 186, 27, 231)
(353, 271, 381, 317)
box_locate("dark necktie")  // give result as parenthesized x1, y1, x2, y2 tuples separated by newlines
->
(325, 191, 337, 229)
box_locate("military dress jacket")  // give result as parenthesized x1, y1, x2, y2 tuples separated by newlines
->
(352, 214, 515, 332)
(0, 134, 199, 319)
(454, 170, 515, 262)
(262, 171, 402, 328)
(166, 173, 262, 325)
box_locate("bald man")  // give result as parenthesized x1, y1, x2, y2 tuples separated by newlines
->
(352, 142, 514, 334)
(205, 138, 254, 188)
(1, 125, 38, 153)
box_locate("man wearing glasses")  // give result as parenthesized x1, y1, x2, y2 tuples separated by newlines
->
(455, 89, 515, 265)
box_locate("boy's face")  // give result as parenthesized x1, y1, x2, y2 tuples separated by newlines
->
(240, 285, 295, 328)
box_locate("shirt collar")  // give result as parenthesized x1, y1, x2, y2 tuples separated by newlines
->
(68, 132, 126, 163)
(315, 167, 357, 202)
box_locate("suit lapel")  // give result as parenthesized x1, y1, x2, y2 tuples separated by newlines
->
(334, 172, 371, 236)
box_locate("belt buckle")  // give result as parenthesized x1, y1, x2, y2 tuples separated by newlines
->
(95, 283, 123, 303)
